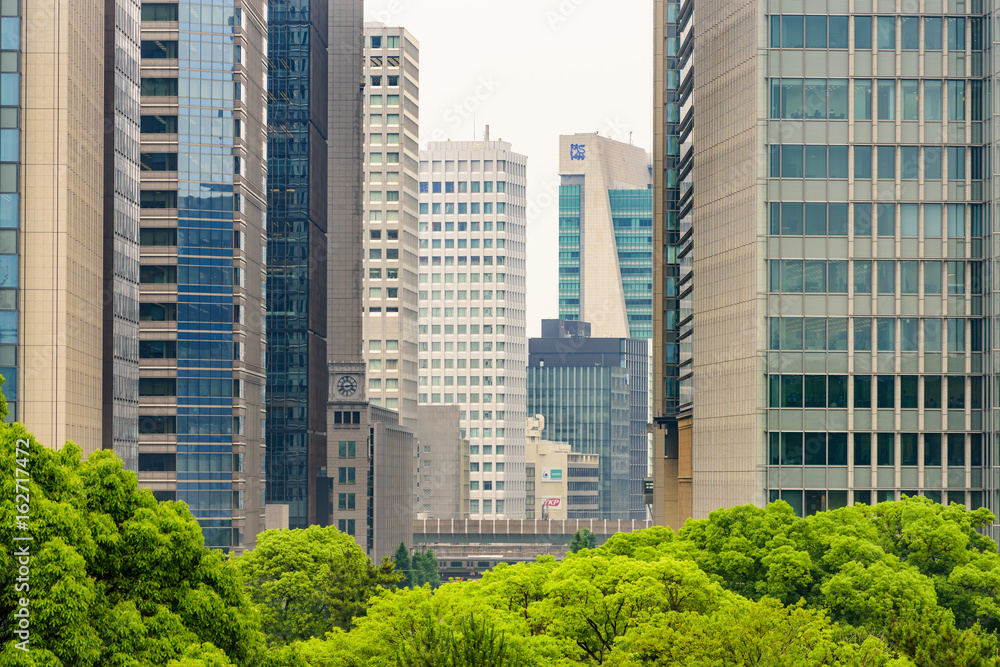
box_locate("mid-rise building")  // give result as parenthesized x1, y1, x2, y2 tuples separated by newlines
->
(527, 320, 648, 520)
(652, 0, 999, 534)
(264, 0, 331, 530)
(525, 414, 599, 520)
(326, 380, 414, 560)
(362, 24, 420, 430)
(135, 0, 270, 551)
(558, 133, 653, 340)
(417, 136, 528, 519)
(414, 404, 470, 519)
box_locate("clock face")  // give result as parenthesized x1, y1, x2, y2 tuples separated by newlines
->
(337, 375, 358, 397)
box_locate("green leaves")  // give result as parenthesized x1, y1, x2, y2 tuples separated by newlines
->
(0, 422, 267, 666)
(234, 525, 404, 645)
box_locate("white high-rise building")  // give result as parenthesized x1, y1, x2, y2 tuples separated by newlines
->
(417, 138, 528, 519)
(362, 24, 420, 430)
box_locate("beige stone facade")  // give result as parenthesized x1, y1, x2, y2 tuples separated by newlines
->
(21, 0, 107, 454)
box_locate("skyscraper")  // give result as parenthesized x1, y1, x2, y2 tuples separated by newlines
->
(19, 0, 111, 453)
(558, 133, 653, 340)
(652, 1, 997, 533)
(103, 0, 142, 469)
(136, 0, 269, 551)
(362, 24, 420, 430)
(417, 137, 528, 519)
(265, 0, 330, 530)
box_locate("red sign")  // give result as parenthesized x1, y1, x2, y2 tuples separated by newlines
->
(542, 497, 561, 508)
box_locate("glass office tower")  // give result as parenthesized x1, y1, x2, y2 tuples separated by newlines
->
(103, 0, 143, 469)
(137, 0, 269, 551)
(653, 0, 999, 534)
(265, 0, 329, 529)
(557, 133, 653, 341)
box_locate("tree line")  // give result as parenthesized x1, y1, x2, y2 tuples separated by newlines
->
(2, 397, 1000, 666)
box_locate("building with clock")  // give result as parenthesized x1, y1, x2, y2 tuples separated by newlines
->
(326, 360, 416, 560)
(417, 135, 529, 520)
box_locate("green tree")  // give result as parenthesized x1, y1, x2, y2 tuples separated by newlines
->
(0, 421, 267, 666)
(394, 543, 412, 588)
(568, 528, 597, 553)
(235, 525, 402, 645)
(395, 613, 523, 667)
(411, 549, 442, 589)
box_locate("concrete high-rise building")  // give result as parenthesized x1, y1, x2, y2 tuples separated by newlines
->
(652, 1, 999, 533)
(18, 0, 110, 453)
(417, 137, 528, 519)
(558, 134, 653, 340)
(264, 0, 330, 530)
(135, 0, 269, 551)
(324, 0, 415, 559)
(527, 320, 648, 520)
(362, 24, 420, 430)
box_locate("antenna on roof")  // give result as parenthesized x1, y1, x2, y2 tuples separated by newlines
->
(484, 125, 490, 142)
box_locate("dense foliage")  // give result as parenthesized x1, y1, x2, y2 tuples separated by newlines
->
(0, 421, 268, 666)
(235, 526, 401, 645)
(5, 400, 1000, 666)
(271, 499, 1000, 667)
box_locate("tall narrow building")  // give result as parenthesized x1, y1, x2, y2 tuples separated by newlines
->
(136, 0, 270, 551)
(417, 138, 529, 519)
(265, 0, 330, 530)
(19, 0, 109, 452)
(103, 0, 143, 469)
(558, 133, 653, 340)
(652, 1, 997, 533)
(362, 24, 420, 430)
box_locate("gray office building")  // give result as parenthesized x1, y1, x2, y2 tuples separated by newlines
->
(528, 320, 649, 520)
(652, 0, 997, 532)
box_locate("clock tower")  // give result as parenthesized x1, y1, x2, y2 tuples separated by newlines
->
(329, 361, 367, 405)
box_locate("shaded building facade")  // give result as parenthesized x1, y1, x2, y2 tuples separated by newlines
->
(264, 0, 330, 530)
(527, 320, 647, 520)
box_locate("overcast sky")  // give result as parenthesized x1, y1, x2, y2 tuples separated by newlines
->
(363, 0, 654, 337)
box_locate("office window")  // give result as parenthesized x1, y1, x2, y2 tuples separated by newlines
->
(855, 16, 872, 49)
(855, 80, 872, 119)
(877, 80, 895, 120)
(877, 17, 895, 50)
(925, 80, 943, 120)
(925, 17, 943, 49)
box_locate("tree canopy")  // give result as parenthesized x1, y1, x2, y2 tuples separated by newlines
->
(268, 498, 1000, 667)
(0, 421, 268, 667)
(234, 525, 401, 645)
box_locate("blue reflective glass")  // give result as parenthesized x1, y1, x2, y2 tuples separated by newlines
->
(0, 73, 17, 106)
(0, 310, 15, 343)
(1, 18, 18, 50)
(0, 129, 16, 162)
(0, 194, 15, 229)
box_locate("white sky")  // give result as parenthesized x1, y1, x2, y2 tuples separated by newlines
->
(363, 0, 654, 336)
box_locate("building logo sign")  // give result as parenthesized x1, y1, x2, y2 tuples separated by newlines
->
(570, 144, 586, 161)
(542, 497, 561, 508)
(541, 468, 563, 481)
